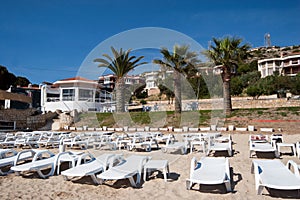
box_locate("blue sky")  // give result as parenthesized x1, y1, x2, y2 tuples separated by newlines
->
(0, 0, 299, 84)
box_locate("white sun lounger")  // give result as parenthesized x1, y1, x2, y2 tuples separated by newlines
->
(186, 157, 232, 192)
(296, 142, 300, 159)
(249, 141, 278, 158)
(207, 136, 232, 157)
(0, 149, 37, 175)
(251, 159, 300, 195)
(0, 148, 17, 158)
(61, 153, 122, 184)
(97, 155, 151, 187)
(161, 134, 187, 154)
(11, 150, 79, 178)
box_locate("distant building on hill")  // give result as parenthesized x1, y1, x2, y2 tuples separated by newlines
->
(258, 53, 300, 77)
(98, 74, 144, 93)
(141, 70, 173, 96)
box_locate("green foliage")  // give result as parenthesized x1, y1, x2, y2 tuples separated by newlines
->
(243, 74, 297, 98)
(280, 112, 287, 117)
(230, 76, 243, 96)
(187, 75, 210, 99)
(237, 60, 258, 74)
(130, 83, 147, 99)
(94, 47, 147, 79)
(246, 85, 263, 99)
(240, 71, 261, 86)
(140, 99, 147, 105)
(290, 74, 300, 95)
(96, 113, 114, 126)
(0, 66, 32, 90)
(130, 112, 151, 124)
(158, 83, 174, 103)
(94, 107, 300, 128)
(15, 76, 30, 87)
(0, 65, 17, 90)
(257, 110, 263, 115)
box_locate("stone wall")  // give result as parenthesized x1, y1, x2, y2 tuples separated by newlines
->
(0, 109, 57, 130)
(146, 96, 300, 111)
(195, 98, 300, 110)
(232, 98, 300, 109)
(27, 112, 57, 130)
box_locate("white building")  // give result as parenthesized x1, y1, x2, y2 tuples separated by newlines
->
(142, 70, 173, 96)
(41, 77, 113, 113)
(258, 54, 300, 78)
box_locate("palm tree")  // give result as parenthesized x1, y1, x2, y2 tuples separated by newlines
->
(203, 36, 250, 115)
(153, 45, 199, 113)
(94, 47, 147, 112)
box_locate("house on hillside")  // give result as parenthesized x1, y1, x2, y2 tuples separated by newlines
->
(258, 54, 300, 78)
(4, 84, 41, 110)
(141, 70, 173, 96)
(98, 74, 145, 93)
(41, 77, 113, 113)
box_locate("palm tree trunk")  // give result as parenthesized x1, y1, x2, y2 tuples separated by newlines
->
(174, 70, 182, 113)
(223, 79, 232, 115)
(116, 79, 125, 112)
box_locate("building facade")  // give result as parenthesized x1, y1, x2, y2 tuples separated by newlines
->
(142, 70, 173, 96)
(41, 77, 113, 113)
(98, 74, 144, 92)
(258, 54, 300, 78)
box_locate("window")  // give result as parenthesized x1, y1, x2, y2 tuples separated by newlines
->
(79, 89, 93, 101)
(104, 77, 111, 84)
(62, 89, 75, 101)
(291, 59, 299, 65)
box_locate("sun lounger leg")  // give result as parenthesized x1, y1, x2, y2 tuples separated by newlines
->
(91, 174, 100, 185)
(186, 180, 192, 190)
(249, 150, 254, 158)
(228, 149, 232, 157)
(63, 175, 70, 181)
(257, 185, 264, 195)
(128, 177, 137, 187)
(37, 167, 55, 179)
(0, 169, 12, 175)
(161, 166, 168, 182)
(224, 181, 231, 192)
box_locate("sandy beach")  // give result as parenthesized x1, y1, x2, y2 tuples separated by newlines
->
(0, 132, 300, 200)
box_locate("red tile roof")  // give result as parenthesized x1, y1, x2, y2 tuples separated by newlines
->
(59, 76, 96, 82)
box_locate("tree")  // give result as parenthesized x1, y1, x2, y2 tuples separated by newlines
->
(203, 36, 251, 115)
(187, 74, 210, 99)
(153, 45, 199, 113)
(290, 74, 300, 95)
(0, 65, 17, 90)
(246, 84, 263, 99)
(94, 47, 147, 112)
(158, 84, 174, 104)
(15, 76, 30, 87)
(230, 76, 244, 96)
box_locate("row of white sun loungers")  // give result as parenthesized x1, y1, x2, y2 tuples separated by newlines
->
(0, 131, 68, 149)
(1, 131, 300, 160)
(0, 149, 152, 187)
(1, 131, 300, 197)
(1, 148, 300, 196)
(167, 132, 233, 156)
